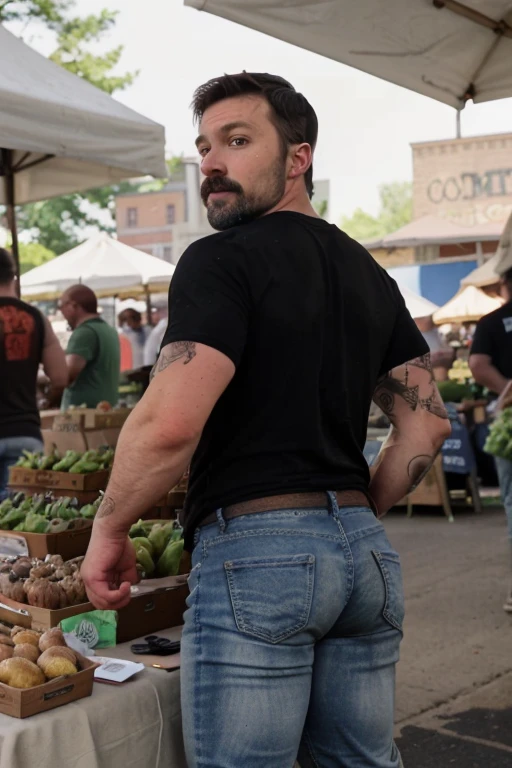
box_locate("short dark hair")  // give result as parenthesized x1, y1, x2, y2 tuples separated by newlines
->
(66, 285, 98, 314)
(123, 309, 142, 323)
(0, 248, 15, 285)
(192, 72, 318, 198)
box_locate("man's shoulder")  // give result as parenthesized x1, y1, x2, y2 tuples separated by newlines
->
(478, 301, 512, 328)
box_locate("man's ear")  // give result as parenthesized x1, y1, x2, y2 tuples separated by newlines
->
(287, 143, 312, 182)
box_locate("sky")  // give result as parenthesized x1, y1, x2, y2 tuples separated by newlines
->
(11, 0, 512, 224)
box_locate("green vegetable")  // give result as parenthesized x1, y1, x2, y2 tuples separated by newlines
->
(129, 520, 148, 539)
(53, 451, 80, 472)
(0, 508, 27, 530)
(131, 537, 154, 558)
(148, 525, 167, 559)
(23, 513, 51, 533)
(69, 460, 100, 474)
(134, 544, 155, 577)
(485, 408, 512, 461)
(156, 539, 184, 578)
(79, 504, 97, 519)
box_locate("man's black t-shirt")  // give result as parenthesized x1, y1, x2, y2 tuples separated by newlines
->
(470, 300, 512, 381)
(162, 212, 428, 548)
(0, 298, 45, 440)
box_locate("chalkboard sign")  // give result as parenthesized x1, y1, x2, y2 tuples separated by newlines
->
(441, 404, 476, 475)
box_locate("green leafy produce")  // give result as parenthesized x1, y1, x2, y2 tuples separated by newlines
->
(0, 492, 102, 532)
(23, 514, 51, 534)
(128, 520, 185, 578)
(484, 408, 512, 460)
(437, 380, 473, 404)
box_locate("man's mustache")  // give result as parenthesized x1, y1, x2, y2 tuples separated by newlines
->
(201, 177, 243, 204)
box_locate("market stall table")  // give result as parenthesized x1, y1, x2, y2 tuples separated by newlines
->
(0, 627, 187, 768)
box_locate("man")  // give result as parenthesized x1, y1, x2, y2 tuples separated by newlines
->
(469, 266, 512, 612)
(59, 285, 120, 410)
(143, 301, 168, 367)
(415, 314, 455, 381)
(118, 308, 151, 369)
(82, 73, 450, 768)
(0, 248, 67, 497)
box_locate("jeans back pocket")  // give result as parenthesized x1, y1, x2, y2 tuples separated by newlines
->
(224, 553, 315, 644)
(372, 550, 405, 632)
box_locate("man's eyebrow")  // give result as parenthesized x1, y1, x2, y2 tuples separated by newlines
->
(195, 121, 255, 148)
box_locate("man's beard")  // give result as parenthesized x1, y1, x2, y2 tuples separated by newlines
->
(201, 164, 286, 231)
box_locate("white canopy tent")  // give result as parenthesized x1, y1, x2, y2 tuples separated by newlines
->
(397, 285, 439, 319)
(184, 0, 512, 109)
(432, 285, 503, 325)
(461, 253, 501, 288)
(0, 24, 166, 275)
(495, 209, 512, 276)
(20, 232, 175, 301)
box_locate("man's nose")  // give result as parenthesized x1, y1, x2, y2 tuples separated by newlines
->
(201, 148, 227, 177)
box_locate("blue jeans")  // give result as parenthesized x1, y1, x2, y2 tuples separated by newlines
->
(495, 457, 512, 540)
(0, 436, 44, 500)
(181, 492, 404, 768)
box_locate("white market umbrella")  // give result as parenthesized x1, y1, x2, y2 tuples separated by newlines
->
(398, 285, 439, 319)
(432, 285, 504, 325)
(461, 253, 501, 288)
(21, 232, 175, 301)
(185, 1, 512, 108)
(0, 24, 166, 275)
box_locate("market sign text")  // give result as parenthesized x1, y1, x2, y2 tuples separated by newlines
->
(428, 168, 512, 204)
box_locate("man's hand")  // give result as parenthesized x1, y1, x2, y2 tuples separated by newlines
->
(81, 529, 138, 610)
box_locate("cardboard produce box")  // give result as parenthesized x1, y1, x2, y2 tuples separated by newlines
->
(0, 578, 189, 639)
(0, 653, 96, 719)
(53, 409, 131, 432)
(8, 467, 109, 493)
(0, 522, 92, 560)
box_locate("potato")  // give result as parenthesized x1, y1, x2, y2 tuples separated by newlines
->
(13, 643, 40, 664)
(38, 645, 76, 666)
(0, 657, 45, 688)
(12, 630, 40, 648)
(11, 626, 25, 638)
(39, 628, 66, 653)
(0, 645, 13, 662)
(0, 636, 14, 647)
(38, 650, 77, 679)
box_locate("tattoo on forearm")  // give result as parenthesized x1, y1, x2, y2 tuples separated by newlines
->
(374, 353, 449, 420)
(150, 341, 197, 380)
(407, 454, 434, 491)
(96, 496, 116, 519)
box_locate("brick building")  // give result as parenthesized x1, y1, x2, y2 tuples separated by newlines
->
(365, 132, 512, 305)
(116, 159, 213, 264)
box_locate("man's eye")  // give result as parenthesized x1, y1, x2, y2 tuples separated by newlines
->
(198, 147, 209, 157)
(230, 137, 247, 147)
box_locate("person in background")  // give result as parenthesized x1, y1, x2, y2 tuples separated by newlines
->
(82, 72, 450, 768)
(415, 315, 455, 381)
(0, 248, 67, 498)
(59, 285, 120, 410)
(143, 301, 169, 367)
(470, 266, 512, 613)
(118, 308, 151, 369)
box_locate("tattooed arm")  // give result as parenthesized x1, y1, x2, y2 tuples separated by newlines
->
(369, 353, 451, 516)
(81, 341, 235, 608)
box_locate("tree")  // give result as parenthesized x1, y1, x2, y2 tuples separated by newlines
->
(17, 242, 57, 274)
(1, 0, 142, 254)
(340, 182, 412, 242)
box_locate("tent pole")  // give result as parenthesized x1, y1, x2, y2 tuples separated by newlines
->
(456, 110, 461, 139)
(1, 149, 21, 296)
(144, 286, 153, 327)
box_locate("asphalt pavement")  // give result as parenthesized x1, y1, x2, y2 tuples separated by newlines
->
(384, 504, 512, 766)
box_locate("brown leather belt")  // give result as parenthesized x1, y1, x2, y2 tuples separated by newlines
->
(198, 490, 373, 529)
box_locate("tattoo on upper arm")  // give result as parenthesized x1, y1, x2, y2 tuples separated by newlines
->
(96, 496, 115, 520)
(374, 353, 449, 420)
(150, 341, 197, 380)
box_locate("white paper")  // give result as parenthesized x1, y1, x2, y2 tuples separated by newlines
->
(93, 657, 145, 683)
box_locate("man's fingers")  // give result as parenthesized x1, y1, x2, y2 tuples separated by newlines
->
(85, 580, 132, 610)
